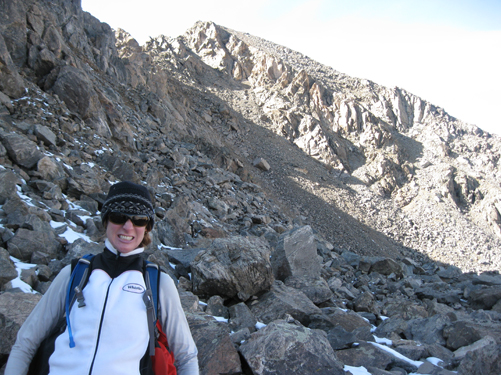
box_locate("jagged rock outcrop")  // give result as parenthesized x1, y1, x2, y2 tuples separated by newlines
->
(1, 1, 501, 374)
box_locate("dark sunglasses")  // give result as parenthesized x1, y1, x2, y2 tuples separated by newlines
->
(108, 212, 150, 227)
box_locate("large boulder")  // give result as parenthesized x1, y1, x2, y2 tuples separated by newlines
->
(0, 292, 42, 358)
(0, 169, 21, 204)
(0, 247, 18, 286)
(457, 343, 501, 375)
(186, 312, 241, 375)
(271, 225, 321, 281)
(191, 236, 274, 301)
(468, 285, 501, 310)
(239, 320, 345, 375)
(284, 275, 333, 304)
(50, 66, 105, 125)
(249, 280, 321, 325)
(0, 34, 25, 98)
(1, 133, 44, 169)
(7, 228, 62, 262)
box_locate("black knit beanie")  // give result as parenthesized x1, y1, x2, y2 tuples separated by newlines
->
(101, 181, 155, 227)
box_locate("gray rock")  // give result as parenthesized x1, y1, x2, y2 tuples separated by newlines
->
(335, 341, 395, 372)
(229, 302, 257, 332)
(186, 312, 242, 375)
(191, 236, 274, 301)
(7, 228, 61, 262)
(416, 282, 463, 304)
(164, 247, 203, 269)
(1, 133, 44, 169)
(51, 66, 102, 122)
(249, 280, 321, 325)
(34, 124, 57, 147)
(284, 275, 333, 304)
(0, 247, 18, 286)
(272, 225, 321, 281)
(468, 285, 501, 310)
(61, 238, 102, 265)
(0, 169, 21, 204)
(415, 361, 457, 374)
(179, 291, 200, 313)
(36, 156, 66, 182)
(252, 157, 270, 171)
(370, 258, 404, 278)
(0, 292, 42, 357)
(239, 320, 345, 375)
(205, 295, 229, 319)
(457, 343, 501, 375)
(0, 34, 25, 98)
(453, 336, 497, 361)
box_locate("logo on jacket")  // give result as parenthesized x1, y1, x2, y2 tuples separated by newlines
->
(122, 283, 146, 294)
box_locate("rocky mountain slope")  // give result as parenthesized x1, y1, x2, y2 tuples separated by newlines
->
(1, 1, 501, 374)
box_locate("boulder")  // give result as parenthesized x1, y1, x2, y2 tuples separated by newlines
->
(0, 247, 18, 286)
(34, 124, 57, 147)
(61, 238, 103, 265)
(416, 282, 462, 304)
(249, 280, 321, 325)
(239, 320, 345, 375)
(228, 302, 257, 333)
(0, 169, 21, 204)
(51, 66, 101, 121)
(454, 336, 497, 361)
(337, 342, 422, 374)
(370, 258, 404, 278)
(1, 133, 44, 169)
(36, 156, 66, 181)
(0, 292, 42, 357)
(272, 225, 321, 281)
(191, 236, 274, 301)
(284, 275, 333, 304)
(7, 228, 61, 262)
(186, 312, 242, 375)
(252, 157, 270, 171)
(0, 34, 25, 98)
(468, 285, 501, 310)
(457, 343, 501, 375)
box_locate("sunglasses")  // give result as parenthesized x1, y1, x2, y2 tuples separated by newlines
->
(108, 212, 150, 227)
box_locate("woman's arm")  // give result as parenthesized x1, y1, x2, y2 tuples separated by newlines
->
(158, 272, 199, 375)
(4, 265, 71, 375)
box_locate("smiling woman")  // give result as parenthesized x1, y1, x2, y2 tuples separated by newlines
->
(5, 181, 199, 375)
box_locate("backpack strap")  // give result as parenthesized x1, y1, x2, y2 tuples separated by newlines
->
(65, 254, 94, 348)
(143, 261, 160, 356)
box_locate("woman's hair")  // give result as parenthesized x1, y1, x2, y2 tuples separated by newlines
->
(140, 227, 152, 247)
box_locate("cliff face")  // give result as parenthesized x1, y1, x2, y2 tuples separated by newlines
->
(128, 21, 501, 272)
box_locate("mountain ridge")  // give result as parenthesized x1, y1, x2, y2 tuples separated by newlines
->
(134, 20, 501, 273)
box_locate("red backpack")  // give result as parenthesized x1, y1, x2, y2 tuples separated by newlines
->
(143, 261, 177, 375)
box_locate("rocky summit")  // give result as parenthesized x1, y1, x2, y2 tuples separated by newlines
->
(1, 0, 501, 374)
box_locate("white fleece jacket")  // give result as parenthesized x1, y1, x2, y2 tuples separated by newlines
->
(5, 243, 198, 375)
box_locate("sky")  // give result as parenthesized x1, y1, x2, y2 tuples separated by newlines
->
(82, 0, 501, 136)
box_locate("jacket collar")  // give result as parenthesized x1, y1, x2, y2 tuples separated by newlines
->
(104, 238, 145, 257)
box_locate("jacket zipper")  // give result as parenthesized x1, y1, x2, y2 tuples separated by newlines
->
(88, 252, 121, 374)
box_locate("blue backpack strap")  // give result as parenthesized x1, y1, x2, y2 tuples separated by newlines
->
(143, 261, 160, 356)
(65, 254, 94, 348)
(145, 261, 160, 319)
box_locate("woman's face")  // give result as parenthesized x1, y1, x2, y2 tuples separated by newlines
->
(106, 218, 146, 254)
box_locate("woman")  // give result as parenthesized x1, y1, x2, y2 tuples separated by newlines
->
(6, 181, 199, 375)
